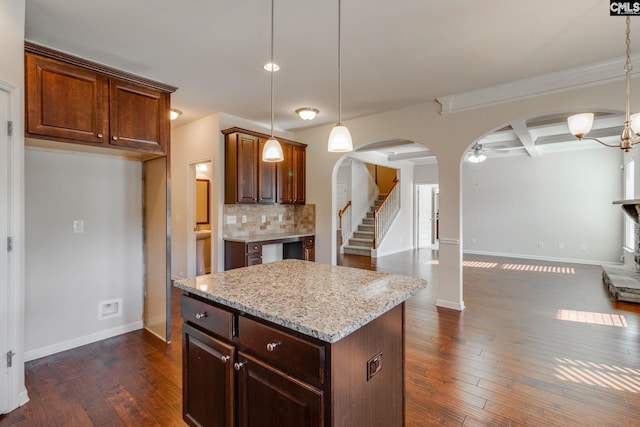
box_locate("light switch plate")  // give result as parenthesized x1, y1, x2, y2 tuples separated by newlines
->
(227, 215, 236, 224)
(73, 220, 84, 234)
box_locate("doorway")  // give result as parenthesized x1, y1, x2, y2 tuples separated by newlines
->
(416, 184, 439, 248)
(188, 160, 213, 277)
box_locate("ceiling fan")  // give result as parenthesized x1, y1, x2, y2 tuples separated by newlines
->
(466, 142, 510, 163)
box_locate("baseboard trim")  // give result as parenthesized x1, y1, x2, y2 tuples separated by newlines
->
(463, 250, 619, 266)
(436, 299, 465, 311)
(25, 321, 144, 362)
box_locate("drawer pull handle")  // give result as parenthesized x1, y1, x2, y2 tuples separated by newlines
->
(233, 362, 246, 371)
(97, 133, 103, 138)
(112, 136, 118, 141)
(266, 341, 281, 352)
(220, 355, 230, 363)
(195, 312, 208, 320)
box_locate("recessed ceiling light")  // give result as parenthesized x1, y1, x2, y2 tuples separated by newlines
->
(296, 108, 319, 120)
(263, 62, 280, 72)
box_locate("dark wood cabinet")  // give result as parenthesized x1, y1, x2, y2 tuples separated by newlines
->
(179, 291, 405, 427)
(109, 79, 168, 153)
(236, 352, 323, 427)
(225, 236, 314, 270)
(25, 44, 174, 155)
(181, 294, 325, 427)
(26, 53, 109, 145)
(223, 127, 305, 205)
(277, 143, 306, 204)
(183, 323, 235, 427)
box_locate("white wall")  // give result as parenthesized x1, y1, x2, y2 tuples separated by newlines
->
(462, 148, 623, 264)
(24, 147, 143, 359)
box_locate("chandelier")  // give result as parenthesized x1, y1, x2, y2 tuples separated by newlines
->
(567, 17, 640, 152)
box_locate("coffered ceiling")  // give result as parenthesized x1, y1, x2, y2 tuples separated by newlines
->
(24, 0, 632, 160)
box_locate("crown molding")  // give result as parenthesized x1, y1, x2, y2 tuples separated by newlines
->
(436, 56, 640, 115)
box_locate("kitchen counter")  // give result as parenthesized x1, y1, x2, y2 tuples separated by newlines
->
(223, 232, 315, 243)
(174, 258, 426, 343)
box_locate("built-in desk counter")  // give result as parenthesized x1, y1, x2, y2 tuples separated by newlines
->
(224, 233, 315, 270)
(174, 260, 427, 426)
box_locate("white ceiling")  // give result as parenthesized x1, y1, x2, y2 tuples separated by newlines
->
(24, 0, 632, 160)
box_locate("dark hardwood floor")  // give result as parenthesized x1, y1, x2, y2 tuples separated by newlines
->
(2, 250, 639, 426)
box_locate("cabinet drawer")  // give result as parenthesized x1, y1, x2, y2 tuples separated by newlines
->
(246, 243, 262, 254)
(180, 295, 234, 339)
(238, 316, 325, 384)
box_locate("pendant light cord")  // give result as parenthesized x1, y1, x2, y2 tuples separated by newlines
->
(270, 0, 275, 137)
(338, 0, 343, 125)
(626, 16, 632, 124)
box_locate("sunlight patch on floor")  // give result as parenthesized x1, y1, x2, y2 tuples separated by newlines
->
(462, 260, 575, 274)
(556, 309, 628, 327)
(501, 264, 575, 274)
(554, 358, 640, 393)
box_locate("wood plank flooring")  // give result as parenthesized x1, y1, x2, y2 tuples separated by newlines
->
(2, 250, 639, 426)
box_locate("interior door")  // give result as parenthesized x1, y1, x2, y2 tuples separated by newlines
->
(417, 185, 432, 248)
(0, 85, 10, 413)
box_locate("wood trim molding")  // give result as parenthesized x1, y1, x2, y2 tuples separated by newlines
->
(221, 127, 308, 148)
(24, 41, 178, 94)
(436, 55, 640, 115)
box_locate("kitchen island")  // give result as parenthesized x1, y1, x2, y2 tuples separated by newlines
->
(174, 259, 427, 427)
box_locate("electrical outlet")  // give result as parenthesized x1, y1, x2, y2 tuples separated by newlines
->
(538, 242, 544, 248)
(278, 214, 283, 222)
(226, 215, 236, 224)
(261, 215, 266, 223)
(242, 215, 247, 223)
(367, 352, 383, 381)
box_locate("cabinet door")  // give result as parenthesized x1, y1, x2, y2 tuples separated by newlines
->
(292, 145, 306, 204)
(277, 143, 294, 204)
(258, 139, 277, 203)
(236, 134, 259, 203)
(236, 352, 324, 427)
(25, 53, 109, 144)
(183, 323, 235, 427)
(109, 79, 168, 153)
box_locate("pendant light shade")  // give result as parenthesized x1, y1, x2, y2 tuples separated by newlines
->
(263, 137, 284, 161)
(328, 0, 353, 153)
(263, 0, 284, 162)
(328, 124, 353, 152)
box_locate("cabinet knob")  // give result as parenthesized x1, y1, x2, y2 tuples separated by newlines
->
(112, 136, 118, 141)
(97, 133, 103, 138)
(220, 355, 230, 363)
(266, 341, 281, 352)
(195, 312, 208, 320)
(233, 362, 246, 371)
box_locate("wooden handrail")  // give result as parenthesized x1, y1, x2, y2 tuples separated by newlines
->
(338, 200, 352, 220)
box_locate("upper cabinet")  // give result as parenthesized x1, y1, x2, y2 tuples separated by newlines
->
(25, 43, 176, 155)
(223, 127, 306, 205)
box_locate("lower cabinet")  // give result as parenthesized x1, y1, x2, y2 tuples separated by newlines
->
(235, 352, 323, 427)
(181, 295, 325, 427)
(180, 293, 404, 427)
(183, 324, 235, 427)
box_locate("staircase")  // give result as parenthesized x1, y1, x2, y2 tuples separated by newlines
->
(343, 195, 386, 256)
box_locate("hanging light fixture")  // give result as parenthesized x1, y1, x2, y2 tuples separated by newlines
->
(467, 143, 487, 163)
(568, 17, 640, 152)
(169, 109, 182, 120)
(262, 0, 284, 162)
(327, 0, 353, 152)
(296, 107, 319, 120)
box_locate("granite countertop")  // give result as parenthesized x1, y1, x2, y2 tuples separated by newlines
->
(223, 232, 315, 243)
(173, 259, 427, 343)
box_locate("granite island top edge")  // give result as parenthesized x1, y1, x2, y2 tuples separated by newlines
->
(173, 259, 427, 343)
(223, 232, 315, 243)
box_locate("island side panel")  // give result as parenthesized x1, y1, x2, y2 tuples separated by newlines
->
(330, 303, 404, 427)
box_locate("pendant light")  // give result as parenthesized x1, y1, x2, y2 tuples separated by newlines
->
(327, 0, 353, 152)
(567, 17, 640, 152)
(262, 0, 284, 162)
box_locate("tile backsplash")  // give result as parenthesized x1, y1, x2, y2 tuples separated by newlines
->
(223, 204, 315, 238)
